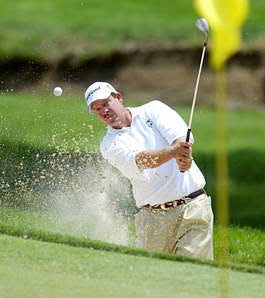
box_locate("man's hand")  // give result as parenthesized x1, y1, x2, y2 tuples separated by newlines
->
(171, 140, 193, 172)
(176, 155, 193, 172)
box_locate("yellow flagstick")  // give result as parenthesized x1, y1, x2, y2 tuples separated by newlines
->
(216, 67, 229, 298)
(194, 1, 249, 297)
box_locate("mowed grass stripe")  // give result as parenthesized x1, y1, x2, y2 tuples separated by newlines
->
(1, 234, 265, 298)
(0, 223, 264, 276)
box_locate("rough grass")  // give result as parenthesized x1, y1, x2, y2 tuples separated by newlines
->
(0, 0, 264, 59)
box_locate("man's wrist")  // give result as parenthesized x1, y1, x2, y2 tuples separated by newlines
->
(169, 143, 180, 159)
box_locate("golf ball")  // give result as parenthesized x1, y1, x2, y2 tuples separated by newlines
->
(53, 86, 63, 96)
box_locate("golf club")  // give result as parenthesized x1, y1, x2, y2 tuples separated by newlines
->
(185, 18, 209, 143)
(179, 18, 208, 173)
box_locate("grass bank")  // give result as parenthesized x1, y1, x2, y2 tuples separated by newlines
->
(1, 207, 264, 268)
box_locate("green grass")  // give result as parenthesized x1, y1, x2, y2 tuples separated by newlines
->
(224, 226, 265, 266)
(0, 94, 103, 151)
(0, 0, 264, 60)
(0, 233, 265, 298)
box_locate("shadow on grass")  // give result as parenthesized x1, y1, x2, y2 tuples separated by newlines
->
(197, 150, 265, 229)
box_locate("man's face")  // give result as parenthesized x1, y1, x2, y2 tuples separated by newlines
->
(90, 93, 126, 128)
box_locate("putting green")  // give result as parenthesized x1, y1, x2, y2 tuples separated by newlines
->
(0, 234, 264, 298)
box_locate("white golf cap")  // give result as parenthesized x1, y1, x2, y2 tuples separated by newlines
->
(84, 81, 117, 112)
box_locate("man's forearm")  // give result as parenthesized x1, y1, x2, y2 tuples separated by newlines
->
(135, 147, 176, 169)
(135, 138, 192, 170)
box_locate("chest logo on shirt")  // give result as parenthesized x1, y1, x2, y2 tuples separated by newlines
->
(146, 119, 153, 128)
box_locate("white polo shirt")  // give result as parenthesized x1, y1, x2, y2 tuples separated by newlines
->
(100, 100, 205, 208)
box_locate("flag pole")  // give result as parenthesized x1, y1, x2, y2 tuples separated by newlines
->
(216, 66, 229, 298)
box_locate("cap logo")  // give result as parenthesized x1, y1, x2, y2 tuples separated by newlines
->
(146, 119, 153, 127)
(86, 86, 101, 101)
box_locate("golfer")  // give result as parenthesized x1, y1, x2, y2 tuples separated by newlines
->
(85, 81, 213, 260)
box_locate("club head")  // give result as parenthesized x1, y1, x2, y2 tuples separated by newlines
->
(196, 18, 209, 34)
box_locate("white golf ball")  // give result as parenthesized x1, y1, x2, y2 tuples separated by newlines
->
(53, 86, 63, 96)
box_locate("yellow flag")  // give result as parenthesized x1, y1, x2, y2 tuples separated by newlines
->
(194, 0, 249, 70)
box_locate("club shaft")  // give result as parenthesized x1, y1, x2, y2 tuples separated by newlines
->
(186, 44, 207, 142)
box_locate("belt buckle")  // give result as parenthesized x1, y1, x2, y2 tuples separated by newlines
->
(160, 203, 167, 210)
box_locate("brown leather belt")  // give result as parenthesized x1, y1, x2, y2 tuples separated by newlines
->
(141, 189, 205, 210)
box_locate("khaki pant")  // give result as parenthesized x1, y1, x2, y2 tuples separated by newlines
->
(135, 194, 213, 260)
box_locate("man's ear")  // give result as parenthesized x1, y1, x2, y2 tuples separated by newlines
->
(114, 92, 123, 104)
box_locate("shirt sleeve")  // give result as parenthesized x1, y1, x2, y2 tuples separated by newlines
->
(148, 100, 194, 144)
(100, 137, 150, 182)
